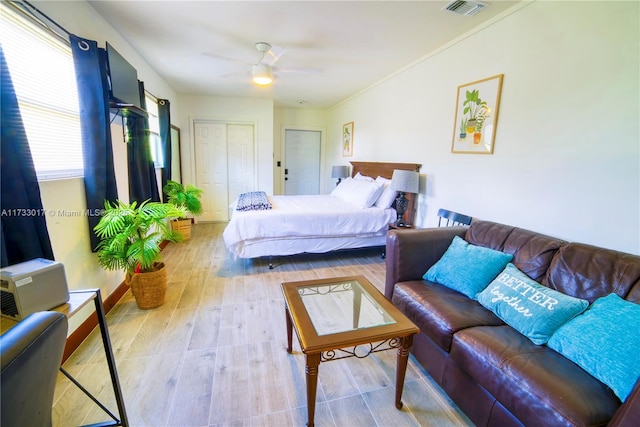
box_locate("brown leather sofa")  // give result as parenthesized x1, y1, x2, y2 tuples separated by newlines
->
(385, 220, 640, 427)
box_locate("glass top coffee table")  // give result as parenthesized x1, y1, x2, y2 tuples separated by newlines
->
(281, 275, 419, 427)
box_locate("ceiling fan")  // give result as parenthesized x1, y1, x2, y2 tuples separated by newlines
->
(203, 42, 322, 86)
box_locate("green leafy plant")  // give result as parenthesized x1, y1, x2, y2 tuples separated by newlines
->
(459, 117, 468, 134)
(475, 106, 489, 133)
(163, 180, 204, 217)
(463, 89, 488, 121)
(94, 199, 186, 274)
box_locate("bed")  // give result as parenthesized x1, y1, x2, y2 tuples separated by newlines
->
(222, 161, 421, 266)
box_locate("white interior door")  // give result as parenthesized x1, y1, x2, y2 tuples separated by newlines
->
(284, 130, 321, 195)
(195, 121, 254, 221)
(227, 124, 254, 205)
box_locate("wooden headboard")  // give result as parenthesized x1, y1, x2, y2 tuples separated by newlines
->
(350, 161, 422, 226)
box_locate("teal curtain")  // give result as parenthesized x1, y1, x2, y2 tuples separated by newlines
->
(0, 45, 54, 266)
(158, 99, 172, 202)
(70, 34, 118, 251)
(127, 81, 160, 203)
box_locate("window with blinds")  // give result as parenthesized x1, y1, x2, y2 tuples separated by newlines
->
(145, 94, 164, 168)
(0, 3, 83, 180)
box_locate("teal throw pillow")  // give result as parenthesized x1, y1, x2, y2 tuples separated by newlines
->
(477, 263, 588, 345)
(423, 236, 513, 299)
(547, 293, 640, 402)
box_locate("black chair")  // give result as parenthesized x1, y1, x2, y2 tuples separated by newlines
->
(1, 311, 68, 427)
(437, 208, 472, 227)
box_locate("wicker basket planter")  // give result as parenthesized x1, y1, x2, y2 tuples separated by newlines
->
(129, 262, 167, 309)
(171, 218, 192, 241)
(94, 200, 185, 312)
(163, 181, 203, 240)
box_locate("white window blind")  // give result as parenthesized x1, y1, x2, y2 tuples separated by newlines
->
(0, 3, 83, 180)
(145, 94, 164, 168)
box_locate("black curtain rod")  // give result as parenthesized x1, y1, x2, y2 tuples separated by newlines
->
(16, 0, 72, 38)
(15, 0, 167, 103)
(146, 91, 159, 102)
(146, 90, 170, 103)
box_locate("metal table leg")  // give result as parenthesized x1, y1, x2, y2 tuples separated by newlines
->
(67, 289, 129, 427)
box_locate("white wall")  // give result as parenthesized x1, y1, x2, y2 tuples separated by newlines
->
(177, 95, 275, 200)
(38, 178, 121, 304)
(328, 1, 639, 254)
(30, 1, 179, 331)
(274, 107, 328, 194)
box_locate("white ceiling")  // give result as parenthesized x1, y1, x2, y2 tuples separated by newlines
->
(88, 1, 519, 108)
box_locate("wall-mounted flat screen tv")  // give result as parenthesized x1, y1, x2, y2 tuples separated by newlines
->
(106, 42, 142, 109)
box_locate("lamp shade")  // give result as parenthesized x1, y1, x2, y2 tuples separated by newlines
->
(331, 165, 350, 179)
(391, 170, 419, 193)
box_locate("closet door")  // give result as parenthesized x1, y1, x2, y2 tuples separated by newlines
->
(227, 124, 255, 206)
(194, 121, 254, 222)
(195, 122, 228, 222)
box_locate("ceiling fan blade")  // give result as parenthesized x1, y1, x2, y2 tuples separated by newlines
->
(263, 44, 286, 66)
(273, 66, 323, 74)
(218, 70, 250, 78)
(202, 51, 250, 66)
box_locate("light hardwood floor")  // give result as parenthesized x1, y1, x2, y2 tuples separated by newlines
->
(53, 223, 472, 427)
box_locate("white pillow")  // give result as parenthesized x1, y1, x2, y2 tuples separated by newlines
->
(374, 176, 397, 209)
(331, 177, 384, 208)
(353, 172, 374, 181)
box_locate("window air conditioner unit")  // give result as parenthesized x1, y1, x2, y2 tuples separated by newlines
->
(1, 258, 69, 321)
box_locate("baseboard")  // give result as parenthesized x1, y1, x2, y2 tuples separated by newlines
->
(61, 241, 173, 363)
(61, 280, 129, 363)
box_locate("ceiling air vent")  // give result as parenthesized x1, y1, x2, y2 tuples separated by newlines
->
(443, 0, 489, 17)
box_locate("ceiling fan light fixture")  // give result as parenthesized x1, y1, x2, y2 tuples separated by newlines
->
(252, 63, 273, 86)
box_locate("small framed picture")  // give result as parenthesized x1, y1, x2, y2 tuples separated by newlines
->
(342, 122, 354, 157)
(451, 74, 504, 154)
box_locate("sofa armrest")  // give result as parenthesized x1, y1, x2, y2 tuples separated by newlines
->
(608, 377, 640, 427)
(385, 226, 468, 300)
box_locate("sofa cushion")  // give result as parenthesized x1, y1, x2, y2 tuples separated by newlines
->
(501, 228, 566, 284)
(465, 220, 515, 252)
(423, 236, 513, 299)
(546, 242, 640, 303)
(465, 220, 565, 283)
(450, 325, 620, 426)
(548, 293, 640, 402)
(477, 263, 588, 345)
(392, 280, 504, 352)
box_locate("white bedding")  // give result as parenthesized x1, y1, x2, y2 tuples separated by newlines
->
(223, 194, 396, 258)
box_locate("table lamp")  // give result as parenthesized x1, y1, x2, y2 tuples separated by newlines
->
(331, 165, 350, 186)
(391, 170, 419, 227)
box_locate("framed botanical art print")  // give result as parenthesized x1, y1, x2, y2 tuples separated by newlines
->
(451, 74, 503, 154)
(342, 122, 354, 157)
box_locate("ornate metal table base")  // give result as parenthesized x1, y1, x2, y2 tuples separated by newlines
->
(282, 276, 418, 427)
(285, 306, 415, 426)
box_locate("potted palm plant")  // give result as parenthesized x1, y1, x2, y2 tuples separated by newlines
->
(163, 180, 204, 241)
(94, 199, 186, 309)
